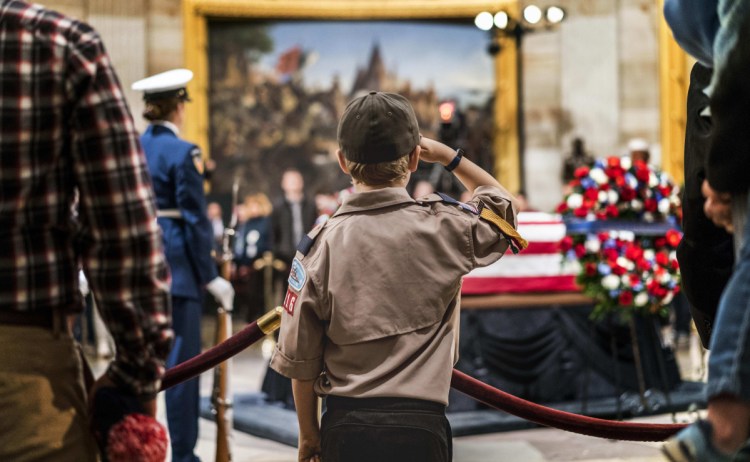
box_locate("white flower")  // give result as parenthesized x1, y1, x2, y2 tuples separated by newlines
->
(643, 212, 655, 222)
(609, 231, 619, 239)
(602, 274, 620, 290)
(619, 231, 635, 242)
(608, 190, 619, 204)
(616, 257, 631, 270)
(634, 292, 649, 307)
(669, 251, 677, 261)
(658, 198, 671, 214)
(660, 173, 671, 186)
(644, 249, 656, 261)
(621, 157, 632, 170)
(590, 168, 608, 185)
(661, 292, 674, 305)
(659, 272, 672, 284)
(598, 190, 608, 203)
(621, 275, 631, 287)
(649, 173, 659, 188)
(585, 239, 601, 253)
(631, 200, 644, 211)
(567, 193, 583, 209)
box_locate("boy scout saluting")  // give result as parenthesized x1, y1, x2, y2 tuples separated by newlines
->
(270, 91, 523, 462)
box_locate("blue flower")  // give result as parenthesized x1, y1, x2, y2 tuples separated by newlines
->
(632, 283, 644, 292)
(581, 178, 595, 189)
(598, 263, 612, 275)
(609, 290, 621, 298)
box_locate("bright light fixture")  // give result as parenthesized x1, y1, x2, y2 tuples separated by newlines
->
(494, 11, 509, 30)
(523, 5, 543, 25)
(474, 11, 494, 31)
(546, 6, 565, 24)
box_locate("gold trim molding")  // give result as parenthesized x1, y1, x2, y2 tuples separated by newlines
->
(658, 0, 688, 185)
(183, 0, 521, 190)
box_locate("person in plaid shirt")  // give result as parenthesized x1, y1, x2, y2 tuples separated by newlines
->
(0, 1, 173, 460)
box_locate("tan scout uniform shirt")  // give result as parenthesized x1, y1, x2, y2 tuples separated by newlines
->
(270, 185, 517, 405)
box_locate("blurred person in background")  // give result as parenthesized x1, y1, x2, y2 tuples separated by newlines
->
(234, 193, 274, 322)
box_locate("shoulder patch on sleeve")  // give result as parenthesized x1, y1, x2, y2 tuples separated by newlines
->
(296, 223, 325, 256)
(191, 148, 204, 174)
(288, 258, 307, 292)
(435, 192, 479, 215)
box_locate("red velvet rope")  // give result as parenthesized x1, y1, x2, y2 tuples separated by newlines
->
(159, 321, 687, 441)
(451, 369, 686, 441)
(160, 320, 265, 391)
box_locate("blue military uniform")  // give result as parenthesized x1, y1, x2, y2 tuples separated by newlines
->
(142, 122, 216, 462)
(142, 122, 216, 461)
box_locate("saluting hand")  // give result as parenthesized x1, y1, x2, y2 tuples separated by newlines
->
(418, 135, 455, 166)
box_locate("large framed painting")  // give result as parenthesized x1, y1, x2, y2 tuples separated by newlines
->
(184, 0, 519, 198)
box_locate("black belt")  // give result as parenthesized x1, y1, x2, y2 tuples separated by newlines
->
(325, 395, 446, 414)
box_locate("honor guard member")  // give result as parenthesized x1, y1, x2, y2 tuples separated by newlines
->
(133, 69, 234, 462)
(270, 92, 525, 462)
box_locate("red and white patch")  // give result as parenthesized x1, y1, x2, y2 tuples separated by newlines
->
(283, 289, 298, 316)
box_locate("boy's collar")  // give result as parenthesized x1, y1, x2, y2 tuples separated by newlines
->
(333, 187, 415, 216)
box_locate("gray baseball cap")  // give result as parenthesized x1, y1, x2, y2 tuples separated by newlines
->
(337, 91, 420, 164)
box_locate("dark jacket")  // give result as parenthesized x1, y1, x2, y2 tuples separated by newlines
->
(676, 63, 734, 347)
(271, 196, 318, 263)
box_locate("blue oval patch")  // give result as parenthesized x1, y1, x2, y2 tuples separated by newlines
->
(288, 258, 307, 292)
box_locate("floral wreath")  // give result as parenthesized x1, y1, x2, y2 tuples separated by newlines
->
(557, 156, 683, 319)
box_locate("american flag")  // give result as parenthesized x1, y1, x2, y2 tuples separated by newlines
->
(462, 212, 579, 295)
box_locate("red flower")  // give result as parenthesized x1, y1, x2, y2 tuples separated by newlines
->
(560, 236, 573, 252)
(598, 232, 610, 242)
(584, 262, 597, 277)
(612, 265, 627, 276)
(574, 206, 588, 218)
(606, 205, 619, 218)
(666, 229, 682, 248)
(556, 202, 568, 214)
(584, 188, 599, 201)
(619, 290, 634, 306)
(620, 187, 636, 201)
(654, 237, 667, 248)
(596, 211, 608, 220)
(607, 156, 621, 169)
(671, 260, 680, 271)
(574, 166, 590, 179)
(635, 166, 650, 183)
(629, 274, 641, 285)
(637, 258, 651, 272)
(625, 244, 643, 261)
(615, 176, 626, 187)
(603, 248, 619, 262)
(605, 167, 624, 179)
(574, 244, 587, 258)
(656, 252, 669, 267)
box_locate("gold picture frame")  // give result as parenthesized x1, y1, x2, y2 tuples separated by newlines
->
(182, 0, 523, 192)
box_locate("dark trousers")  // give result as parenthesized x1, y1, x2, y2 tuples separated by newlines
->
(321, 396, 452, 462)
(166, 296, 202, 462)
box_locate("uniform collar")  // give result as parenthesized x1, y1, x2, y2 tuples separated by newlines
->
(334, 187, 415, 216)
(152, 120, 180, 136)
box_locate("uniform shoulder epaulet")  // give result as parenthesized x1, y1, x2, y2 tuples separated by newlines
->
(296, 222, 326, 257)
(432, 192, 480, 215)
(433, 191, 528, 254)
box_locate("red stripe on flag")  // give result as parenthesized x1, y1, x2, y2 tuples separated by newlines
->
(517, 242, 562, 255)
(462, 275, 579, 295)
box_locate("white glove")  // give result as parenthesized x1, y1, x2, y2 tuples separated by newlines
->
(79, 270, 90, 296)
(206, 276, 234, 311)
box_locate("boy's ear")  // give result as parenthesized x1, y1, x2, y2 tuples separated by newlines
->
(336, 149, 350, 174)
(408, 145, 421, 172)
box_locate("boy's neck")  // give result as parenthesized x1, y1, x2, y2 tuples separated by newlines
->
(352, 178, 408, 193)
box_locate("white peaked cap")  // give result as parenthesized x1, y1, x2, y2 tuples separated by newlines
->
(132, 69, 193, 99)
(627, 138, 649, 152)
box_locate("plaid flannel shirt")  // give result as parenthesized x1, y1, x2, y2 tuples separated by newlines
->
(0, 0, 173, 399)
